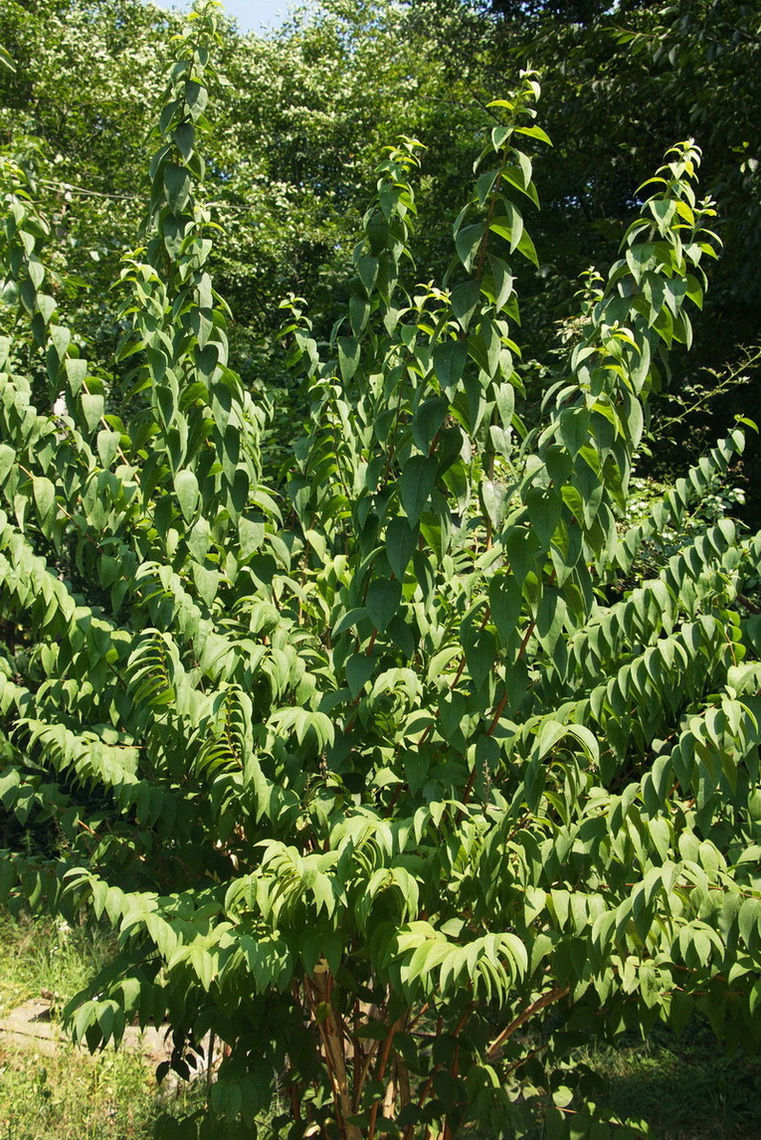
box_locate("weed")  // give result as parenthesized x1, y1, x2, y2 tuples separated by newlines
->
(0, 1039, 208, 1139)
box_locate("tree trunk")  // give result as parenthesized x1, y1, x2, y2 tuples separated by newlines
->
(309, 968, 362, 1140)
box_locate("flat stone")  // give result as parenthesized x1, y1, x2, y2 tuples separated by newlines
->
(0, 996, 218, 1084)
(0, 997, 173, 1063)
(0, 998, 60, 1055)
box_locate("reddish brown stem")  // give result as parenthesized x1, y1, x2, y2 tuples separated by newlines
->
(402, 1010, 471, 1140)
(305, 973, 362, 1140)
(486, 986, 570, 1061)
(367, 1018, 402, 1140)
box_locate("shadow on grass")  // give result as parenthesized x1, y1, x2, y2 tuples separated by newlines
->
(588, 1021, 761, 1140)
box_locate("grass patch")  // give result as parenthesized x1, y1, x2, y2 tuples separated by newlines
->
(0, 913, 204, 1140)
(585, 1023, 761, 1140)
(0, 1041, 177, 1140)
(0, 913, 113, 1017)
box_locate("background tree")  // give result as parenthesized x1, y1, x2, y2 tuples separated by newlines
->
(0, 0, 181, 346)
(0, 0, 484, 357)
(405, 0, 761, 518)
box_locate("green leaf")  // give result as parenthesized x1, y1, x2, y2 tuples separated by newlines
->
(386, 517, 418, 580)
(465, 629, 497, 690)
(525, 485, 562, 548)
(400, 456, 437, 524)
(433, 340, 468, 396)
(349, 295, 370, 336)
(164, 163, 192, 212)
(505, 525, 540, 582)
(558, 408, 590, 457)
(333, 607, 368, 636)
(0, 45, 16, 74)
(514, 124, 552, 146)
(545, 444, 572, 485)
(482, 479, 507, 529)
(239, 517, 265, 559)
(494, 385, 517, 433)
(0, 444, 15, 485)
(455, 222, 485, 271)
(81, 393, 104, 432)
(490, 206, 524, 253)
(488, 573, 522, 644)
(184, 79, 208, 119)
(346, 653, 376, 698)
(338, 336, 360, 382)
(97, 430, 120, 469)
(366, 578, 402, 632)
(36, 293, 57, 326)
(412, 397, 448, 453)
(487, 254, 515, 312)
(175, 469, 199, 523)
(49, 324, 71, 363)
(33, 476, 55, 523)
(187, 517, 210, 563)
(357, 255, 379, 292)
(174, 122, 195, 159)
(193, 563, 219, 607)
(516, 228, 540, 268)
(451, 280, 480, 331)
(65, 357, 87, 396)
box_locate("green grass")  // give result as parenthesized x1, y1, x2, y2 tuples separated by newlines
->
(0, 1044, 167, 1140)
(583, 1023, 761, 1140)
(0, 913, 113, 1016)
(0, 914, 204, 1140)
(2, 915, 760, 1139)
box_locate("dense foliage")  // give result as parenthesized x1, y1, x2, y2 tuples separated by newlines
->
(408, 0, 761, 508)
(2, 0, 757, 539)
(2, 1, 758, 404)
(1, 3, 760, 1140)
(0, 0, 475, 354)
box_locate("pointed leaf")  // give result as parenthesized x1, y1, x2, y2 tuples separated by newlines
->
(400, 456, 438, 524)
(366, 578, 402, 633)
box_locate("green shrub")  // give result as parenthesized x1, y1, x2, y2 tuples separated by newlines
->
(1, 4, 759, 1138)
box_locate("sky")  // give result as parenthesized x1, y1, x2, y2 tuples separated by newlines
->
(152, 0, 293, 32)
